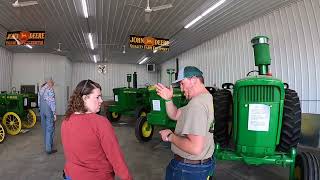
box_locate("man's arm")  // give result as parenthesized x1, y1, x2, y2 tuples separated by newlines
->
(155, 83, 182, 121)
(160, 129, 205, 155)
(165, 101, 181, 121)
(171, 134, 205, 155)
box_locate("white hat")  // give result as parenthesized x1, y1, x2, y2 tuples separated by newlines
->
(44, 76, 53, 82)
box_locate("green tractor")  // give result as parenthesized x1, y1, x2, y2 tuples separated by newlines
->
(107, 72, 151, 122)
(0, 123, 5, 143)
(135, 87, 188, 142)
(135, 68, 217, 142)
(211, 36, 319, 179)
(0, 89, 38, 137)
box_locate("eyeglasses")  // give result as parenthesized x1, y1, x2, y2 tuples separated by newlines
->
(81, 79, 90, 95)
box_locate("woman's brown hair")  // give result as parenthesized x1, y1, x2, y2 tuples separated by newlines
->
(65, 79, 102, 119)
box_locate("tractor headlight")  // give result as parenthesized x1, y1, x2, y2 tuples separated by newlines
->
(115, 95, 118, 102)
(24, 98, 28, 106)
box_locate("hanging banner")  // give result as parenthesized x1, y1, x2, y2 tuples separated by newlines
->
(129, 35, 169, 52)
(5, 31, 46, 46)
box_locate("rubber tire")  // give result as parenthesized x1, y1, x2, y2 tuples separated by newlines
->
(213, 89, 232, 148)
(135, 116, 154, 142)
(294, 152, 320, 180)
(0, 124, 5, 143)
(134, 106, 148, 119)
(106, 111, 121, 122)
(277, 89, 301, 152)
(206, 86, 217, 95)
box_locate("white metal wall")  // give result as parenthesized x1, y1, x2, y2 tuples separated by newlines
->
(12, 53, 72, 115)
(0, 47, 13, 92)
(72, 63, 159, 100)
(161, 0, 320, 114)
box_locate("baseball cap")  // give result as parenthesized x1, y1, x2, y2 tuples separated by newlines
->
(172, 66, 203, 84)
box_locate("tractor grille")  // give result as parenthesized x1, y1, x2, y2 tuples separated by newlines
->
(242, 85, 275, 102)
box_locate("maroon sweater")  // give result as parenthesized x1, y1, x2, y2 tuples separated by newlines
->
(61, 113, 132, 180)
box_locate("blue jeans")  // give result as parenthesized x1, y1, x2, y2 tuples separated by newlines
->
(40, 102, 55, 153)
(165, 157, 215, 180)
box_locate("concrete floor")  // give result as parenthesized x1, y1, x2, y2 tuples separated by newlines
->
(0, 115, 319, 180)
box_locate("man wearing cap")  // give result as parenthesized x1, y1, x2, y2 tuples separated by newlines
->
(38, 76, 57, 154)
(155, 66, 214, 180)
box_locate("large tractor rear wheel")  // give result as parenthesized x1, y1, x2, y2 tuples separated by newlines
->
(22, 109, 37, 128)
(213, 89, 232, 148)
(0, 124, 5, 143)
(135, 116, 154, 142)
(294, 152, 320, 180)
(2, 112, 22, 135)
(277, 89, 301, 152)
(106, 111, 121, 122)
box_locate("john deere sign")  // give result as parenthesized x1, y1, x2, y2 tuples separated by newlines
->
(129, 35, 169, 52)
(5, 31, 46, 46)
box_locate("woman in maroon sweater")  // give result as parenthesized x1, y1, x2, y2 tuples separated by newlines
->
(61, 79, 132, 180)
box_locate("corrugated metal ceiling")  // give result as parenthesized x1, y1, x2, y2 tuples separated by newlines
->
(0, 0, 295, 64)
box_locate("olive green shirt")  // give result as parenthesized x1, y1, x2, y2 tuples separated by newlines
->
(171, 93, 215, 160)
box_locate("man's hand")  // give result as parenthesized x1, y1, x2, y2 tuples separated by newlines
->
(54, 114, 57, 121)
(155, 83, 173, 100)
(159, 129, 174, 142)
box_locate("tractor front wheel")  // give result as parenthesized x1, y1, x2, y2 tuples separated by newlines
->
(213, 89, 232, 148)
(135, 106, 148, 119)
(22, 109, 37, 128)
(0, 124, 5, 143)
(294, 152, 320, 180)
(2, 112, 22, 135)
(106, 111, 121, 122)
(135, 116, 154, 142)
(277, 89, 301, 152)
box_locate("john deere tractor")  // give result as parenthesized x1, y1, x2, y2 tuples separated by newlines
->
(107, 73, 151, 122)
(0, 123, 5, 143)
(135, 87, 188, 142)
(0, 89, 38, 137)
(135, 68, 217, 142)
(211, 36, 319, 179)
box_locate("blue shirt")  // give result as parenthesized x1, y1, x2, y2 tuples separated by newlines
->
(38, 84, 56, 114)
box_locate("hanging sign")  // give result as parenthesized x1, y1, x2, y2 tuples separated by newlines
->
(5, 31, 46, 46)
(129, 35, 169, 52)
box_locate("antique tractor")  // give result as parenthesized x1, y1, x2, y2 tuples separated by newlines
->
(135, 88, 187, 142)
(0, 90, 38, 136)
(107, 72, 151, 122)
(0, 123, 5, 143)
(135, 68, 217, 142)
(210, 36, 319, 179)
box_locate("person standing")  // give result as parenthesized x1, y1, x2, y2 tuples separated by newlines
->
(38, 76, 57, 154)
(61, 79, 132, 180)
(155, 66, 215, 180)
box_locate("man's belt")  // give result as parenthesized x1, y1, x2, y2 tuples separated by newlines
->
(174, 154, 211, 164)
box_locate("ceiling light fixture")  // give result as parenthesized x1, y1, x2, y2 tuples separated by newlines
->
(25, 44, 32, 49)
(122, 45, 126, 54)
(93, 55, 97, 63)
(81, 0, 89, 18)
(88, 33, 94, 50)
(138, 56, 149, 64)
(184, 0, 226, 29)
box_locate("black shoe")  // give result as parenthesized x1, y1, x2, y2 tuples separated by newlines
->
(47, 149, 58, 155)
